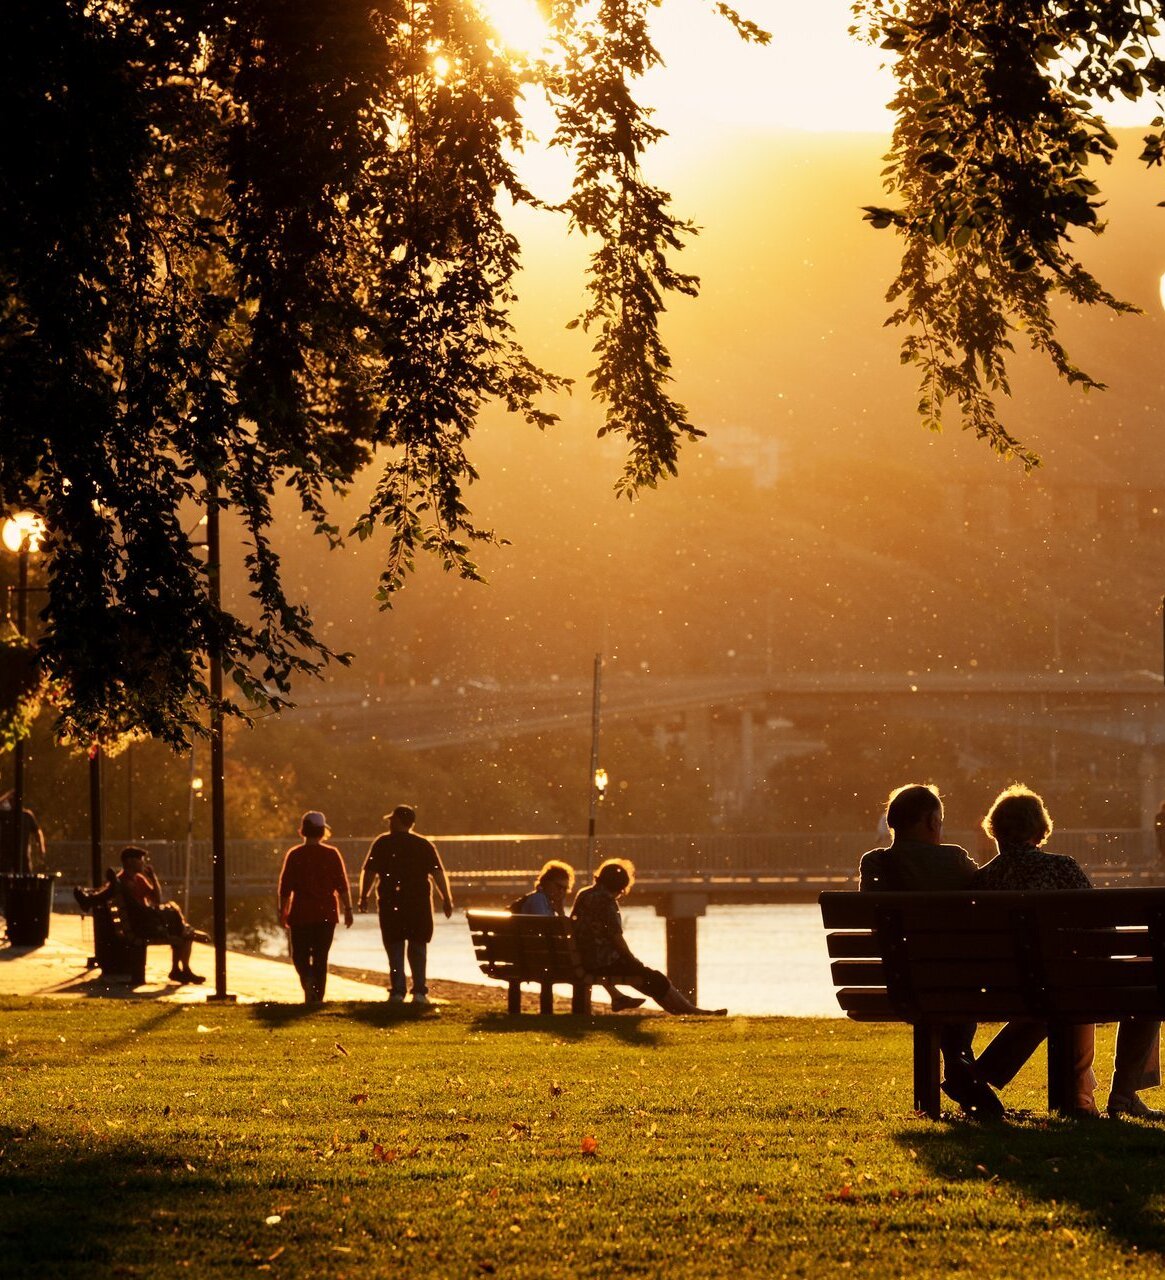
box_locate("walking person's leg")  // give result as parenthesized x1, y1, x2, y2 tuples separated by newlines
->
(379, 914, 407, 1000)
(288, 925, 313, 1002)
(408, 939, 428, 1001)
(312, 923, 336, 1002)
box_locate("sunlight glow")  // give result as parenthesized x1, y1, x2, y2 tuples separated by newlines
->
(2, 511, 46, 554)
(477, 0, 550, 56)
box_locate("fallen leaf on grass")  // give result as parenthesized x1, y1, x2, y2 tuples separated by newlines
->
(371, 1144, 397, 1163)
(580, 1136, 598, 1156)
(266, 1247, 285, 1262)
(335, 1043, 349, 1057)
(195, 1025, 221, 1034)
(264, 1215, 282, 1226)
(350, 1093, 368, 1105)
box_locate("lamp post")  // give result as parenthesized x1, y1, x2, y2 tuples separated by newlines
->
(203, 486, 235, 1003)
(585, 653, 605, 877)
(2, 511, 45, 875)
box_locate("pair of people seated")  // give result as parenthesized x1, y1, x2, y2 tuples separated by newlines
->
(513, 858, 727, 1016)
(860, 783, 1161, 1121)
(76, 845, 206, 985)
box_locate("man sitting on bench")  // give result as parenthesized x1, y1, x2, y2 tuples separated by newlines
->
(858, 783, 1004, 1119)
(80, 846, 205, 985)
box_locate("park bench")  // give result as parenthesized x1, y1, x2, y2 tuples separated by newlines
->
(78, 872, 203, 985)
(467, 909, 595, 1015)
(819, 887, 1165, 1118)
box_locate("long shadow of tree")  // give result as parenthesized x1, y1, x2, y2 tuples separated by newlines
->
(898, 1117, 1165, 1254)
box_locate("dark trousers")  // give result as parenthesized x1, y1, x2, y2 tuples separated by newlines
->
(940, 1021, 977, 1080)
(602, 963, 671, 1007)
(289, 921, 336, 1002)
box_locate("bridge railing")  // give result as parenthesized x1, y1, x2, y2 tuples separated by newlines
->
(46, 828, 1162, 891)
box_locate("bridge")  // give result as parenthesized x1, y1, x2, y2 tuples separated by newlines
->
(294, 670, 1165, 823)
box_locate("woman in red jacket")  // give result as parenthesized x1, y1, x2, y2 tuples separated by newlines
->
(278, 811, 353, 1004)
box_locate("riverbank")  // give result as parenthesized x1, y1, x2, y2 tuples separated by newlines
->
(3, 998, 1163, 1278)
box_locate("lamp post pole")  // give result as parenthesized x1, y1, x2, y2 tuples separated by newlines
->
(204, 486, 234, 1003)
(586, 653, 603, 878)
(3, 513, 44, 876)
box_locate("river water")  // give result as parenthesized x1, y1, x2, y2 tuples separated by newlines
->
(259, 903, 842, 1017)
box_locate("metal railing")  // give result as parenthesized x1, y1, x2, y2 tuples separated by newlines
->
(46, 829, 1164, 894)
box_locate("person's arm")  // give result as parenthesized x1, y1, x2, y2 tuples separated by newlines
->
(858, 850, 886, 892)
(357, 847, 377, 911)
(432, 850, 454, 919)
(334, 850, 354, 927)
(277, 852, 294, 927)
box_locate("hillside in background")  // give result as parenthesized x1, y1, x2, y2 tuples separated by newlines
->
(16, 129, 1165, 841)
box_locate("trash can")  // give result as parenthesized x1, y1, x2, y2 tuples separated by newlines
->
(1, 872, 57, 947)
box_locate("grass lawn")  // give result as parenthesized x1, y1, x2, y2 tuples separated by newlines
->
(4, 998, 1165, 1278)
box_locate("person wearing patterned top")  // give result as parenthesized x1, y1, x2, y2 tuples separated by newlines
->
(570, 860, 726, 1016)
(972, 785, 1162, 1120)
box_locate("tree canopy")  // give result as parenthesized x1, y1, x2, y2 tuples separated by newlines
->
(2, 0, 1163, 746)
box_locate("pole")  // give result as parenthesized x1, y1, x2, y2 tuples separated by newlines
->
(10, 542, 29, 874)
(88, 744, 103, 888)
(205, 485, 234, 1002)
(183, 744, 196, 915)
(586, 652, 602, 878)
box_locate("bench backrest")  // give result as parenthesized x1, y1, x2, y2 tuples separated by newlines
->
(820, 888, 1165, 1022)
(466, 910, 585, 984)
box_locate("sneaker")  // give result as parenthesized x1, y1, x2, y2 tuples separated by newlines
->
(181, 970, 206, 985)
(610, 994, 646, 1013)
(1107, 1092, 1165, 1121)
(168, 968, 187, 984)
(941, 1072, 1005, 1122)
(412, 994, 433, 1006)
(388, 992, 405, 1004)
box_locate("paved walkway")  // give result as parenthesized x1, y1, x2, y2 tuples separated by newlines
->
(0, 911, 393, 1004)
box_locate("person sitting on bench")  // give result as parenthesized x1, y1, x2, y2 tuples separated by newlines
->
(79, 846, 205, 985)
(512, 861, 645, 1012)
(972, 785, 1162, 1121)
(570, 859, 726, 1016)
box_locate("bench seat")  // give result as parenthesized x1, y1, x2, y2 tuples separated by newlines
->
(466, 909, 595, 1014)
(820, 887, 1165, 1117)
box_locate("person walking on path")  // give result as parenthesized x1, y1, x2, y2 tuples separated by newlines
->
(570, 859, 726, 1016)
(278, 811, 354, 1004)
(358, 804, 453, 1006)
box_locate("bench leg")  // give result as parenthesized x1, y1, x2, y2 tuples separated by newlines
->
(1046, 1022, 1076, 1115)
(571, 983, 592, 1016)
(539, 983, 554, 1016)
(913, 1022, 942, 1119)
(507, 982, 522, 1016)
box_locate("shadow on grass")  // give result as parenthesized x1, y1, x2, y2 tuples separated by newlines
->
(0, 1139, 253, 1279)
(247, 1000, 442, 1031)
(899, 1115, 1165, 1254)
(468, 1011, 663, 1046)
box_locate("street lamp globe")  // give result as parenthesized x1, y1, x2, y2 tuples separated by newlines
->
(2, 511, 45, 554)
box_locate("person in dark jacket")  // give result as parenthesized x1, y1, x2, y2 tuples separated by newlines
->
(858, 784, 1003, 1119)
(358, 804, 452, 1006)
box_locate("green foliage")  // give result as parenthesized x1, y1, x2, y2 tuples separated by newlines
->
(3, 1002, 1165, 1276)
(855, 0, 1163, 463)
(0, 631, 44, 753)
(0, 0, 765, 746)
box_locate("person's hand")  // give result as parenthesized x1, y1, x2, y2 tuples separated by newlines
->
(343, 906, 354, 928)
(356, 898, 366, 914)
(443, 900, 453, 919)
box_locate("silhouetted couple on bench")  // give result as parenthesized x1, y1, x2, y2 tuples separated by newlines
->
(514, 858, 727, 1016)
(860, 783, 1161, 1121)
